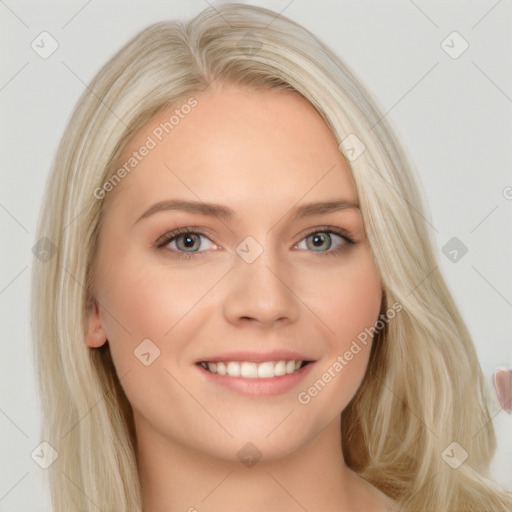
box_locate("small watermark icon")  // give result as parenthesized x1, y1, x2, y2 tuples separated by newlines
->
(441, 237, 468, 263)
(339, 134, 366, 162)
(237, 442, 262, 468)
(31, 441, 58, 469)
(236, 236, 264, 263)
(32, 236, 57, 263)
(441, 441, 468, 469)
(441, 31, 469, 59)
(134, 338, 161, 366)
(31, 31, 59, 59)
(237, 31, 263, 56)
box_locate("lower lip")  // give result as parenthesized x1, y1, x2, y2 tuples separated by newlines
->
(196, 362, 315, 396)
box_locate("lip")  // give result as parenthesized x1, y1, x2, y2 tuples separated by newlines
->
(195, 360, 316, 397)
(196, 350, 314, 364)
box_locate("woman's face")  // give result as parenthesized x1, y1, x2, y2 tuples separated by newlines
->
(86, 83, 382, 462)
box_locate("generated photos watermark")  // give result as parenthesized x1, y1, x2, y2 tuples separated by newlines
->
(93, 97, 198, 200)
(297, 301, 403, 405)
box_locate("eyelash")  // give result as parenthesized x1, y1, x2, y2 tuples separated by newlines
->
(153, 225, 355, 261)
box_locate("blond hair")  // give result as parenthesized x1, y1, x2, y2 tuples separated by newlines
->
(31, 3, 512, 511)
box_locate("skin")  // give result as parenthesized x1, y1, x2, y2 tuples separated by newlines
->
(86, 82, 389, 512)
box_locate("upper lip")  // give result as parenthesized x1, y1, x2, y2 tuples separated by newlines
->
(196, 350, 315, 364)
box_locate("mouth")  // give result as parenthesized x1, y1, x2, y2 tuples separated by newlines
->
(196, 360, 313, 379)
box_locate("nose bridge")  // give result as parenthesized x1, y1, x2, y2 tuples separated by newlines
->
(222, 234, 300, 325)
(236, 235, 282, 288)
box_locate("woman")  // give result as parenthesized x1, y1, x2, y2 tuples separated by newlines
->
(31, 3, 512, 511)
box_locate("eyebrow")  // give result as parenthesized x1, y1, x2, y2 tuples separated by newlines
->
(134, 198, 359, 225)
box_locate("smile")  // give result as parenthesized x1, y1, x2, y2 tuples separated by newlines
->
(198, 360, 311, 379)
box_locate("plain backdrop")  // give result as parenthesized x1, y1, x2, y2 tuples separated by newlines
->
(1, 1, 511, 510)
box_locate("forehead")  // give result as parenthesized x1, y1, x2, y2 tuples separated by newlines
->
(106, 84, 356, 219)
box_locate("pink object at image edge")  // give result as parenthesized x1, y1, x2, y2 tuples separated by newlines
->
(493, 368, 512, 413)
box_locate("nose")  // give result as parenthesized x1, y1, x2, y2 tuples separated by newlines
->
(222, 241, 300, 328)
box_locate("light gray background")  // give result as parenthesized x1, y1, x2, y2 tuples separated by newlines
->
(1, 1, 511, 510)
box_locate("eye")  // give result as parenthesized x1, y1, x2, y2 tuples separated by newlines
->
(294, 228, 353, 256)
(154, 227, 217, 260)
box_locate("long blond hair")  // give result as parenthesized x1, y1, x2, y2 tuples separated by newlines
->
(31, 3, 512, 511)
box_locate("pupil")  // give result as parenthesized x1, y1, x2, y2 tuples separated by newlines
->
(311, 233, 330, 250)
(180, 234, 198, 250)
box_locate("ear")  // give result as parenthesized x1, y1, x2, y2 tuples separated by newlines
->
(85, 296, 108, 348)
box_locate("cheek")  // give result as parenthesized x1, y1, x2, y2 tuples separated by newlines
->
(93, 249, 166, 362)
(95, 249, 227, 367)
(308, 249, 382, 346)
(298, 250, 381, 412)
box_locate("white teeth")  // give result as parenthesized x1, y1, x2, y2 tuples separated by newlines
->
(201, 360, 305, 378)
(226, 361, 241, 377)
(274, 360, 287, 376)
(286, 360, 296, 374)
(241, 362, 258, 379)
(257, 361, 275, 378)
